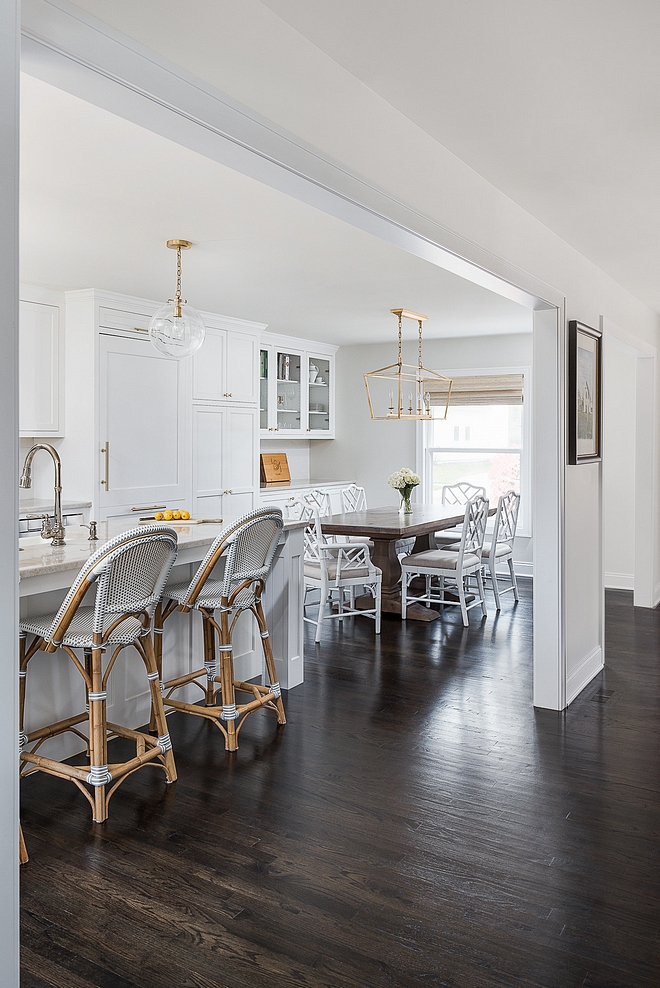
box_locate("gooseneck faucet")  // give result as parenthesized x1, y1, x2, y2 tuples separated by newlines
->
(20, 443, 66, 547)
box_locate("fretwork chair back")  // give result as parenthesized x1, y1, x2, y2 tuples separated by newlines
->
(301, 503, 381, 642)
(341, 484, 367, 514)
(402, 494, 489, 626)
(433, 481, 487, 547)
(155, 507, 285, 752)
(302, 488, 332, 517)
(482, 490, 521, 609)
(19, 525, 178, 824)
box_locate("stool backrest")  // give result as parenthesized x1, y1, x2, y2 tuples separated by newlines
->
(441, 482, 486, 506)
(47, 525, 178, 646)
(341, 484, 367, 513)
(457, 495, 489, 563)
(492, 490, 520, 549)
(183, 507, 283, 608)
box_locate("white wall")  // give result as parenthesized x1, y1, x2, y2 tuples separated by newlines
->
(1, 0, 20, 982)
(312, 332, 533, 570)
(602, 345, 636, 589)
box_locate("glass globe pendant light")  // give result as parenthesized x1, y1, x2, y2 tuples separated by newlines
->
(149, 239, 205, 358)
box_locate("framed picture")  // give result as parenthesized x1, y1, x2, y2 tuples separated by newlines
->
(568, 320, 602, 464)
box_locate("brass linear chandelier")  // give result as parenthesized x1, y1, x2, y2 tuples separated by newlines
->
(364, 308, 452, 421)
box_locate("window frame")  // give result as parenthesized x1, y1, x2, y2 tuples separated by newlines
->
(416, 364, 532, 538)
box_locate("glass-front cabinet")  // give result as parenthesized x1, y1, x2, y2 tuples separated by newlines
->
(259, 335, 336, 439)
(306, 354, 331, 435)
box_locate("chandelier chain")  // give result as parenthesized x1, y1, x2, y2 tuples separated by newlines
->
(175, 246, 182, 302)
(397, 313, 403, 367)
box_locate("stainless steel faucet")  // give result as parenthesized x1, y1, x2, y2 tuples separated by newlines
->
(19, 443, 66, 547)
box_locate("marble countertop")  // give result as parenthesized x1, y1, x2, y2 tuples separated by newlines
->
(19, 516, 305, 582)
(19, 498, 91, 518)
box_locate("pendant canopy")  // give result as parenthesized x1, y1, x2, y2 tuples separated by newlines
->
(364, 309, 452, 421)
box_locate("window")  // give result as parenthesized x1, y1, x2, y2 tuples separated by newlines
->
(421, 369, 530, 535)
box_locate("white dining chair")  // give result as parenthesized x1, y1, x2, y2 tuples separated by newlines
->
(402, 494, 489, 626)
(433, 482, 487, 547)
(482, 490, 520, 609)
(300, 503, 381, 642)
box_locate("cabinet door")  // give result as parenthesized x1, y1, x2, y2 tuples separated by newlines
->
(19, 300, 62, 435)
(275, 348, 304, 435)
(99, 334, 188, 512)
(224, 407, 258, 494)
(192, 327, 226, 401)
(226, 332, 258, 403)
(306, 353, 333, 436)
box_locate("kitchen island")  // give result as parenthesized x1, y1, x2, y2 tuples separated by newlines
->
(20, 518, 304, 761)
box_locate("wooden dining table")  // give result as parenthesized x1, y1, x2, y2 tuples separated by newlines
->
(322, 503, 492, 622)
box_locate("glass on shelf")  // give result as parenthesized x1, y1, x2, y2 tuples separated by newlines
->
(308, 356, 330, 432)
(277, 351, 301, 431)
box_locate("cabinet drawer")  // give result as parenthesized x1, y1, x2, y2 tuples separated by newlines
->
(99, 306, 153, 335)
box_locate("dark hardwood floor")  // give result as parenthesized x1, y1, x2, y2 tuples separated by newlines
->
(20, 585, 660, 988)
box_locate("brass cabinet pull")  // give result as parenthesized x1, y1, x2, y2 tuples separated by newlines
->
(223, 489, 233, 495)
(134, 327, 148, 333)
(101, 443, 109, 488)
(131, 504, 166, 512)
(223, 392, 232, 397)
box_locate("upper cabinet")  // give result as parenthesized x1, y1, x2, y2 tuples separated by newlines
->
(19, 288, 64, 437)
(260, 334, 336, 439)
(193, 316, 261, 404)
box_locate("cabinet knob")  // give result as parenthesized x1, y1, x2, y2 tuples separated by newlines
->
(224, 392, 232, 397)
(223, 489, 233, 495)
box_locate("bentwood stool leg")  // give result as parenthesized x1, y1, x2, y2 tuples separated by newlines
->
(19, 826, 28, 865)
(87, 641, 109, 823)
(254, 597, 286, 725)
(141, 634, 177, 784)
(219, 605, 238, 751)
(202, 613, 217, 706)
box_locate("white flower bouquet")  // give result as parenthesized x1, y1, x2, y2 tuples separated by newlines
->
(388, 467, 420, 513)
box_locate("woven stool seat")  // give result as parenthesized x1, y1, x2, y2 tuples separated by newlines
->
(21, 608, 145, 648)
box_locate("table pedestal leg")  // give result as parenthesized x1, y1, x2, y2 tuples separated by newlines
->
(354, 536, 440, 622)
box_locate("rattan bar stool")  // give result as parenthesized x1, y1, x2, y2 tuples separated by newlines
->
(19, 525, 178, 825)
(154, 507, 286, 752)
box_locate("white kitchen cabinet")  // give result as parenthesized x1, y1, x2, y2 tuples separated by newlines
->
(19, 290, 64, 437)
(259, 333, 336, 439)
(260, 481, 348, 515)
(192, 404, 258, 520)
(98, 334, 189, 515)
(193, 320, 260, 404)
(62, 289, 262, 522)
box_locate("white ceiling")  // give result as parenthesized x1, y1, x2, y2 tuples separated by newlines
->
(260, 0, 660, 315)
(20, 74, 531, 345)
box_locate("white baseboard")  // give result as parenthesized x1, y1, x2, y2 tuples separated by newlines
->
(604, 571, 634, 591)
(495, 560, 533, 578)
(566, 645, 603, 705)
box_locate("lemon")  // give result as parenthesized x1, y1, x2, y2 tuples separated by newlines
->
(180, 510, 190, 520)
(163, 510, 173, 521)
(172, 511, 181, 520)
(154, 511, 164, 521)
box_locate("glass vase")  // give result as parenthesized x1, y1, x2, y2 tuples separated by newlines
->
(400, 491, 413, 514)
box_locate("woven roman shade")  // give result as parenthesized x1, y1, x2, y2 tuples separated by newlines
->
(427, 373, 524, 407)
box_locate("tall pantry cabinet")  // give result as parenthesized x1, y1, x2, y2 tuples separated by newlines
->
(62, 289, 263, 522)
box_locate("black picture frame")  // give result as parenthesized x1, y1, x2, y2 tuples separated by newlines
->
(568, 320, 602, 464)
